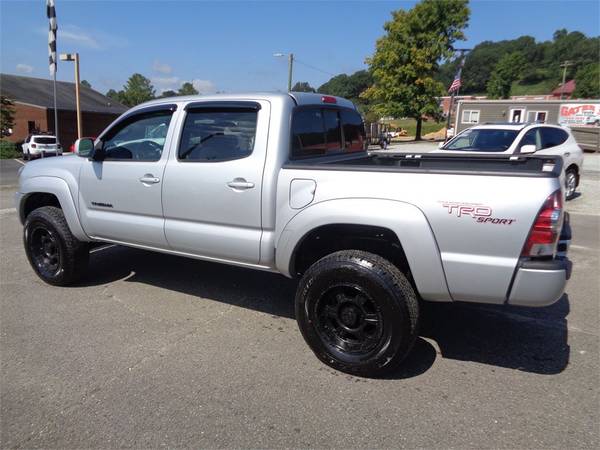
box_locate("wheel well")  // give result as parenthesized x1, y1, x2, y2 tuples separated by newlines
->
(23, 193, 61, 219)
(291, 224, 412, 279)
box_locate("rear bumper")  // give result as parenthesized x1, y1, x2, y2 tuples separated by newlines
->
(508, 258, 571, 307)
(508, 212, 572, 307)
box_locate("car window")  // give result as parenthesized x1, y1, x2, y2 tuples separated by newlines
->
(291, 108, 327, 158)
(341, 109, 366, 151)
(33, 137, 56, 144)
(323, 109, 342, 152)
(443, 129, 519, 152)
(178, 108, 257, 162)
(103, 110, 174, 161)
(540, 127, 568, 149)
(518, 128, 542, 151)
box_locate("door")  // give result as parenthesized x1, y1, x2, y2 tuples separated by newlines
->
(509, 108, 525, 123)
(162, 101, 269, 264)
(78, 105, 177, 248)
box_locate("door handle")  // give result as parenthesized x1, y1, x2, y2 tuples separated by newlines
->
(227, 178, 255, 190)
(564, 152, 570, 157)
(139, 174, 160, 184)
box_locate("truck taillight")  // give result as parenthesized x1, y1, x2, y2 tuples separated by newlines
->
(522, 190, 563, 258)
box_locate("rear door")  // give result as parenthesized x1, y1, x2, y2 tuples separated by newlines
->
(162, 101, 270, 264)
(78, 105, 177, 248)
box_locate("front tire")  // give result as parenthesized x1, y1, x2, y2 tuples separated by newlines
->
(565, 169, 577, 200)
(295, 250, 419, 377)
(24, 206, 89, 286)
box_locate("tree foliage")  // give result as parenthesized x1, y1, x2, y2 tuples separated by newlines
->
(160, 90, 178, 98)
(0, 95, 15, 138)
(438, 29, 599, 95)
(486, 52, 527, 99)
(363, 0, 469, 139)
(573, 63, 600, 99)
(119, 73, 155, 106)
(292, 81, 316, 92)
(178, 82, 199, 96)
(80, 80, 92, 89)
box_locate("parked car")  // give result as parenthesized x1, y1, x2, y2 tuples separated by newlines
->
(21, 134, 62, 160)
(435, 123, 584, 199)
(16, 93, 571, 377)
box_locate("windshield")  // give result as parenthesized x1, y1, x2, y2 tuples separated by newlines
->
(442, 129, 519, 152)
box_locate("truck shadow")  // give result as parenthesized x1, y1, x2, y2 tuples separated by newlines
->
(83, 245, 570, 378)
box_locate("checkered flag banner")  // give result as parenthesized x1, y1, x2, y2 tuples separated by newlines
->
(47, 0, 57, 75)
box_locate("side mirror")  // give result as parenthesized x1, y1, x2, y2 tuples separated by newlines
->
(74, 138, 94, 157)
(438, 142, 445, 148)
(520, 144, 537, 154)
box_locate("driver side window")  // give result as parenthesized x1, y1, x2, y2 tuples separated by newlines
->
(102, 110, 174, 161)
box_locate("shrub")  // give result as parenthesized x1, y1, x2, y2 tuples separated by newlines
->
(0, 140, 20, 159)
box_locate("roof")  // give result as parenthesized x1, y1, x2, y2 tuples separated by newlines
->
(552, 79, 576, 96)
(134, 91, 356, 110)
(457, 98, 599, 105)
(0, 73, 127, 114)
(466, 122, 565, 131)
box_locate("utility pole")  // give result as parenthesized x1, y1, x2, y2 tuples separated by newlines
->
(287, 53, 294, 92)
(60, 52, 82, 139)
(559, 61, 573, 100)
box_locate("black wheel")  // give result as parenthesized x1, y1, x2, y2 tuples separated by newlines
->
(565, 168, 577, 200)
(295, 250, 419, 377)
(24, 206, 89, 286)
(23, 150, 30, 161)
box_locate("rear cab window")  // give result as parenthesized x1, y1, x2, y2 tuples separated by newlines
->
(291, 106, 365, 159)
(34, 137, 57, 144)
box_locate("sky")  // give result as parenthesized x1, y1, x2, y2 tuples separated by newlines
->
(1, 0, 599, 95)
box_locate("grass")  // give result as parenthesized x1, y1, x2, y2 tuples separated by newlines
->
(381, 118, 445, 137)
(510, 79, 556, 96)
(0, 140, 19, 159)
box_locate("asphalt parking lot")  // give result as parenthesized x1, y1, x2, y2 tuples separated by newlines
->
(1, 155, 598, 448)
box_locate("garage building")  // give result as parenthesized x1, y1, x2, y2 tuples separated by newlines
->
(0, 73, 126, 148)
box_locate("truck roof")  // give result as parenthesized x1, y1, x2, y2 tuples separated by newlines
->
(135, 92, 356, 110)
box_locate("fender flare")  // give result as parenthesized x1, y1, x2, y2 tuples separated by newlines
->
(17, 176, 89, 241)
(276, 198, 452, 302)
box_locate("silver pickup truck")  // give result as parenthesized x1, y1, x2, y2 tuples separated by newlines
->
(16, 92, 572, 376)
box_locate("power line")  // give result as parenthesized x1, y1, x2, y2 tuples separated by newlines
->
(293, 58, 336, 77)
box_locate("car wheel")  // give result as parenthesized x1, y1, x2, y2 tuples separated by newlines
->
(565, 169, 577, 200)
(24, 206, 89, 286)
(295, 250, 419, 377)
(24, 150, 30, 161)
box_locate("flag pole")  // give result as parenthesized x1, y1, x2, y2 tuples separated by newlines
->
(47, 0, 59, 145)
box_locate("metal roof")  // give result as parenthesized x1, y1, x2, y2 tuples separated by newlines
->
(0, 73, 127, 114)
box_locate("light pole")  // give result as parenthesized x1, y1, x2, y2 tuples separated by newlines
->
(274, 52, 294, 92)
(60, 52, 82, 139)
(559, 61, 573, 100)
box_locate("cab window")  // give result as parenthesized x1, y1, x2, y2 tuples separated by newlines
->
(102, 109, 174, 161)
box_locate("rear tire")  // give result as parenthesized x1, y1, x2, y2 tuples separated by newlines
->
(24, 206, 89, 286)
(295, 250, 419, 377)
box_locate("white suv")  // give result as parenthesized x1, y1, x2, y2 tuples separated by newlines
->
(22, 134, 62, 160)
(436, 123, 584, 199)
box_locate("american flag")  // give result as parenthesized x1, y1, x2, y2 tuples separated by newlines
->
(47, 0, 57, 76)
(448, 56, 466, 93)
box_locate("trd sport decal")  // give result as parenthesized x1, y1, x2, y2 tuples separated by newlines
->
(441, 202, 516, 225)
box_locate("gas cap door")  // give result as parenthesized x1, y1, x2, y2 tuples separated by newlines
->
(290, 179, 316, 209)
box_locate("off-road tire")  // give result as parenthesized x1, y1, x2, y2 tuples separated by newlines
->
(24, 206, 89, 286)
(295, 250, 419, 377)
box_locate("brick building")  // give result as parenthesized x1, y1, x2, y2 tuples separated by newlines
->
(1, 73, 126, 148)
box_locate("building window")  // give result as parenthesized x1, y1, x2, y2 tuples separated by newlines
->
(526, 111, 548, 123)
(462, 110, 480, 124)
(509, 108, 525, 123)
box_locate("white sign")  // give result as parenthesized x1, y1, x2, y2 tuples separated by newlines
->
(559, 103, 600, 127)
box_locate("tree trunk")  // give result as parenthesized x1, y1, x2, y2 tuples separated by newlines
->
(415, 117, 423, 141)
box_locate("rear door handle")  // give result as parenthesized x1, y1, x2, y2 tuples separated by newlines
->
(227, 178, 255, 190)
(139, 174, 160, 184)
(564, 152, 570, 157)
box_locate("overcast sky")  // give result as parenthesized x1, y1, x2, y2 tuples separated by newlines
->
(1, 0, 598, 94)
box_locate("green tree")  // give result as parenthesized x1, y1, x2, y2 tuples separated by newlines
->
(120, 73, 155, 106)
(80, 79, 92, 89)
(364, 0, 469, 140)
(106, 88, 126, 104)
(178, 82, 199, 96)
(291, 81, 316, 92)
(161, 90, 178, 98)
(486, 52, 527, 99)
(0, 95, 15, 138)
(574, 63, 600, 98)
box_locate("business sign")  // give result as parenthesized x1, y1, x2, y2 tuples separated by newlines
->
(559, 103, 600, 127)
